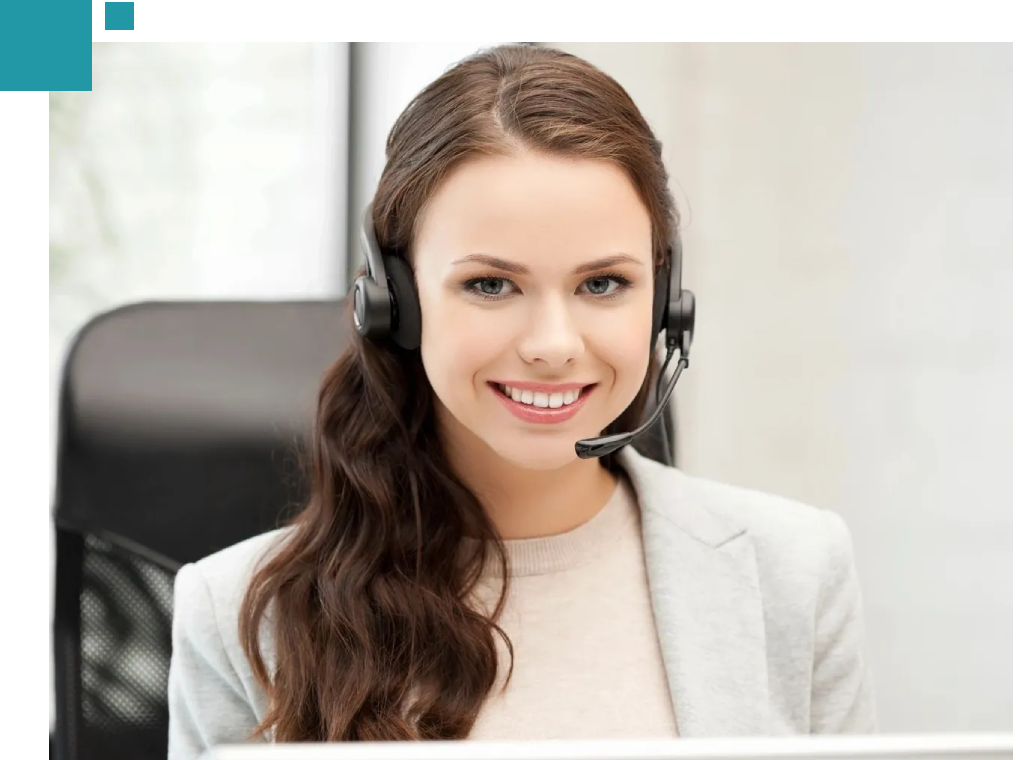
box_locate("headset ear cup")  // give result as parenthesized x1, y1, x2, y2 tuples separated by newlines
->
(352, 274, 391, 339)
(384, 255, 422, 350)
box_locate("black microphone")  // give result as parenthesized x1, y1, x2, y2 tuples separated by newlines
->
(574, 350, 688, 460)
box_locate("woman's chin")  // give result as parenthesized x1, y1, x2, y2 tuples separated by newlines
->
(487, 437, 588, 471)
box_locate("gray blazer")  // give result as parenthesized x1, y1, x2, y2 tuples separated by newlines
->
(167, 447, 876, 758)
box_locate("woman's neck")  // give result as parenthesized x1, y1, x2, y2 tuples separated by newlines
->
(442, 431, 619, 540)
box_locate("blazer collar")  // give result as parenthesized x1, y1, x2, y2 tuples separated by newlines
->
(617, 446, 773, 736)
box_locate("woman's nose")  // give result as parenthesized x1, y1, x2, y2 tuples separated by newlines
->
(515, 298, 585, 369)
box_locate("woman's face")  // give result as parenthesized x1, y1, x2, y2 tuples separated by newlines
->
(412, 150, 656, 471)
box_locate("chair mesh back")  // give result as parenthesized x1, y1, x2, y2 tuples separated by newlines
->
(54, 531, 178, 760)
(80, 534, 174, 742)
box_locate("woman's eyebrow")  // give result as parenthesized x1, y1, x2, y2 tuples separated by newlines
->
(573, 254, 645, 274)
(450, 253, 645, 276)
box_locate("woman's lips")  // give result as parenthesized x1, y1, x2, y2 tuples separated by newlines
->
(488, 382, 595, 424)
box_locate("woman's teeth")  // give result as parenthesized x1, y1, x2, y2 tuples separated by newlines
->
(498, 384, 584, 409)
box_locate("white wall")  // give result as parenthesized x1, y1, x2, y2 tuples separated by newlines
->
(551, 42, 1012, 733)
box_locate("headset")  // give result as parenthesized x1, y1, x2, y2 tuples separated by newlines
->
(352, 205, 696, 460)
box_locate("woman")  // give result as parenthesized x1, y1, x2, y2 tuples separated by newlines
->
(167, 44, 876, 756)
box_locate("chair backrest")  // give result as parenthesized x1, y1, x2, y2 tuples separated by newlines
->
(51, 299, 675, 760)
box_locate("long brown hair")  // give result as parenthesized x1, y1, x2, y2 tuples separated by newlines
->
(238, 44, 679, 742)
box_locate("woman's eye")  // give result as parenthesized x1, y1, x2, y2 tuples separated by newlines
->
(582, 276, 621, 296)
(469, 277, 514, 297)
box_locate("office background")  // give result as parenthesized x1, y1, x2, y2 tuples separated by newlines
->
(49, 42, 1012, 733)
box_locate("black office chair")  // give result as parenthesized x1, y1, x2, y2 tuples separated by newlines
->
(51, 298, 676, 760)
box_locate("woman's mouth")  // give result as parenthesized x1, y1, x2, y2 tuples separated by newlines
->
(487, 382, 596, 424)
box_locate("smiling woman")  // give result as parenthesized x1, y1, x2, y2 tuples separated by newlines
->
(166, 44, 876, 755)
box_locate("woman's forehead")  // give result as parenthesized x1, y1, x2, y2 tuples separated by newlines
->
(413, 152, 653, 270)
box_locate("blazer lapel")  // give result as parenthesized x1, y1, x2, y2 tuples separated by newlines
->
(619, 447, 772, 736)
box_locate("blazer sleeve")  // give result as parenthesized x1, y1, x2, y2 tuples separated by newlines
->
(810, 511, 878, 733)
(167, 562, 263, 760)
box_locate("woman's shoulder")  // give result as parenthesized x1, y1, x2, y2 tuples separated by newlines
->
(169, 529, 296, 754)
(170, 527, 296, 715)
(622, 447, 855, 572)
(680, 467, 848, 544)
(678, 468, 857, 587)
(178, 526, 297, 622)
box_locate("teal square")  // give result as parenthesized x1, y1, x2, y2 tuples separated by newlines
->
(0, 0, 91, 90)
(104, 2, 134, 30)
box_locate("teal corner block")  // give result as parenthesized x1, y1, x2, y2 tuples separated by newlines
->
(104, 2, 134, 30)
(0, 0, 91, 91)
